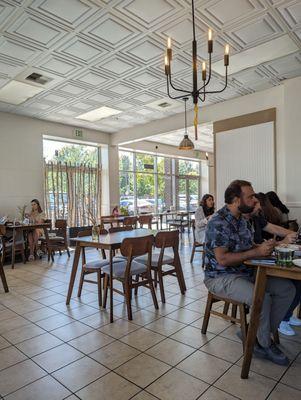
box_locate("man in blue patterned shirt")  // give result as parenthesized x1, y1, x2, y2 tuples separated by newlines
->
(204, 180, 295, 366)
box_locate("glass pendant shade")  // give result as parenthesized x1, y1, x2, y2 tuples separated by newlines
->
(178, 134, 194, 150)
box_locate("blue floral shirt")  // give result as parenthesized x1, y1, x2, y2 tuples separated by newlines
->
(205, 205, 254, 278)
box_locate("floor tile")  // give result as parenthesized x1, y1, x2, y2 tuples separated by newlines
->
(23, 307, 59, 322)
(146, 338, 195, 365)
(191, 316, 231, 335)
(0, 316, 31, 334)
(145, 317, 186, 336)
(50, 320, 93, 341)
(80, 311, 112, 328)
(32, 343, 83, 373)
(36, 314, 74, 331)
(215, 365, 276, 400)
(15, 332, 63, 357)
(0, 359, 46, 397)
(68, 330, 115, 354)
(99, 318, 140, 339)
(280, 358, 301, 390)
(131, 391, 158, 400)
(90, 340, 140, 369)
(120, 327, 165, 351)
(2, 324, 45, 344)
(4, 375, 71, 400)
(267, 383, 301, 399)
(177, 350, 232, 384)
(167, 308, 201, 324)
(131, 310, 160, 326)
(0, 346, 27, 371)
(76, 371, 140, 400)
(52, 356, 109, 392)
(170, 325, 215, 349)
(115, 353, 171, 388)
(201, 336, 243, 363)
(147, 368, 209, 400)
(199, 386, 238, 399)
(0, 336, 11, 350)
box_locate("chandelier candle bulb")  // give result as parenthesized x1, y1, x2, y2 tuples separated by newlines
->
(224, 44, 229, 66)
(167, 37, 172, 60)
(202, 62, 206, 81)
(208, 29, 213, 53)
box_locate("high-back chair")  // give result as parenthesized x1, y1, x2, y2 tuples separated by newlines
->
(0, 225, 9, 292)
(102, 235, 158, 320)
(138, 214, 153, 229)
(77, 228, 111, 306)
(168, 212, 190, 236)
(43, 219, 70, 262)
(0, 225, 25, 268)
(136, 230, 186, 303)
(190, 219, 205, 266)
(123, 216, 138, 229)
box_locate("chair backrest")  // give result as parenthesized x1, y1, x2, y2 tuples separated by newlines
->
(120, 235, 154, 258)
(155, 230, 179, 249)
(123, 216, 138, 228)
(77, 228, 108, 237)
(55, 219, 67, 229)
(138, 214, 153, 228)
(109, 226, 133, 233)
(0, 225, 6, 236)
(191, 219, 196, 241)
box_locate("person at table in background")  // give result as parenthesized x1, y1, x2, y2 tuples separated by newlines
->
(112, 206, 119, 218)
(204, 180, 295, 366)
(194, 194, 215, 243)
(248, 193, 297, 244)
(266, 191, 290, 226)
(27, 199, 45, 261)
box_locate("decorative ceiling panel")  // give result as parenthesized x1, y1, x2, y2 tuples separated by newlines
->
(0, 0, 299, 134)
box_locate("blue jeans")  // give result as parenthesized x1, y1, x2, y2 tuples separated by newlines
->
(283, 280, 301, 321)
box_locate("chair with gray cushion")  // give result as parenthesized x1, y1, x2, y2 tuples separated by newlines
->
(136, 230, 186, 303)
(102, 234, 158, 320)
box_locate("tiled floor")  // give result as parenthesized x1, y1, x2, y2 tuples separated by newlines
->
(1, 236, 301, 399)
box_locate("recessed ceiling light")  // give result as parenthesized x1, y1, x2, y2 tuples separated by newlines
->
(212, 34, 298, 75)
(76, 106, 122, 122)
(0, 80, 44, 105)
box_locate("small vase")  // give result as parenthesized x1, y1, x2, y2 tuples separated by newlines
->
(92, 225, 100, 241)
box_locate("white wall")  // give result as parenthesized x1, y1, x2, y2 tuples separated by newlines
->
(0, 112, 109, 218)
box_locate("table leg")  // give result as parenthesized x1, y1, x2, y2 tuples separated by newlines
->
(109, 249, 114, 323)
(12, 228, 16, 269)
(241, 267, 267, 379)
(66, 243, 81, 305)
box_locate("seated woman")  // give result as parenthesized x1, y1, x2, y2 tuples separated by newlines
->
(194, 194, 215, 243)
(266, 191, 290, 226)
(27, 199, 45, 261)
(112, 206, 119, 217)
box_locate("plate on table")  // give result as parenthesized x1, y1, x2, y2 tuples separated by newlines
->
(293, 259, 301, 268)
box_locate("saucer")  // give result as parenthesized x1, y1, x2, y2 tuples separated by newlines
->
(293, 259, 301, 267)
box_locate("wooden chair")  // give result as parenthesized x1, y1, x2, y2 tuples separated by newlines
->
(202, 292, 280, 348)
(108, 226, 133, 233)
(123, 216, 138, 229)
(0, 225, 25, 268)
(77, 228, 113, 306)
(102, 235, 158, 320)
(190, 220, 205, 267)
(0, 226, 9, 292)
(168, 212, 189, 236)
(43, 219, 70, 262)
(138, 214, 153, 229)
(202, 292, 249, 348)
(136, 230, 186, 303)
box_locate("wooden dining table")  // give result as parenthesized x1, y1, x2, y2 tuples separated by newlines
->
(5, 222, 51, 268)
(241, 259, 301, 379)
(66, 228, 156, 322)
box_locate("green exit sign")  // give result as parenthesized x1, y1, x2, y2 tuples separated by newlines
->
(74, 128, 83, 138)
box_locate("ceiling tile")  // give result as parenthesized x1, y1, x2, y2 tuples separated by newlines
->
(100, 57, 135, 75)
(88, 17, 135, 45)
(76, 71, 107, 86)
(58, 37, 104, 62)
(108, 83, 136, 95)
(122, 0, 174, 24)
(126, 39, 163, 61)
(129, 71, 160, 85)
(38, 55, 80, 76)
(0, 39, 38, 63)
(276, 0, 301, 29)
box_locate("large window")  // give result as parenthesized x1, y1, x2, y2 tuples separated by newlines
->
(119, 149, 209, 214)
(43, 139, 101, 226)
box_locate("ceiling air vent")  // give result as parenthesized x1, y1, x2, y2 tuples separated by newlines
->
(157, 101, 172, 108)
(25, 72, 52, 85)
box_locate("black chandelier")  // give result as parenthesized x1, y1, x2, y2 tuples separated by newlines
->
(164, 0, 230, 143)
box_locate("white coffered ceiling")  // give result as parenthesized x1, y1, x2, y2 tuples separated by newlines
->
(0, 0, 300, 134)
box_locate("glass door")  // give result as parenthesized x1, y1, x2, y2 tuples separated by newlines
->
(187, 178, 199, 211)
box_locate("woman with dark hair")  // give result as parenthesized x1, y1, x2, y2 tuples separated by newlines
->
(27, 199, 45, 261)
(194, 194, 215, 243)
(266, 191, 289, 225)
(256, 192, 282, 226)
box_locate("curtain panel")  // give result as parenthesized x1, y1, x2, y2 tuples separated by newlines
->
(44, 161, 101, 227)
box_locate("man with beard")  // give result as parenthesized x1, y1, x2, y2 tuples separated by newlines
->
(204, 180, 295, 365)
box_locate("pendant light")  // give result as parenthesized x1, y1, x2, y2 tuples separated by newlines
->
(178, 97, 194, 150)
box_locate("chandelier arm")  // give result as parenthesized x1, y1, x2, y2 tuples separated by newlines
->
(167, 79, 192, 100)
(198, 53, 212, 92)
(168, 73, 192, 94)
(204, 67, 228, 94)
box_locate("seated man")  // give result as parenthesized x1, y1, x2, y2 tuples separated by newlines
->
(204, 180, 295, 365)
